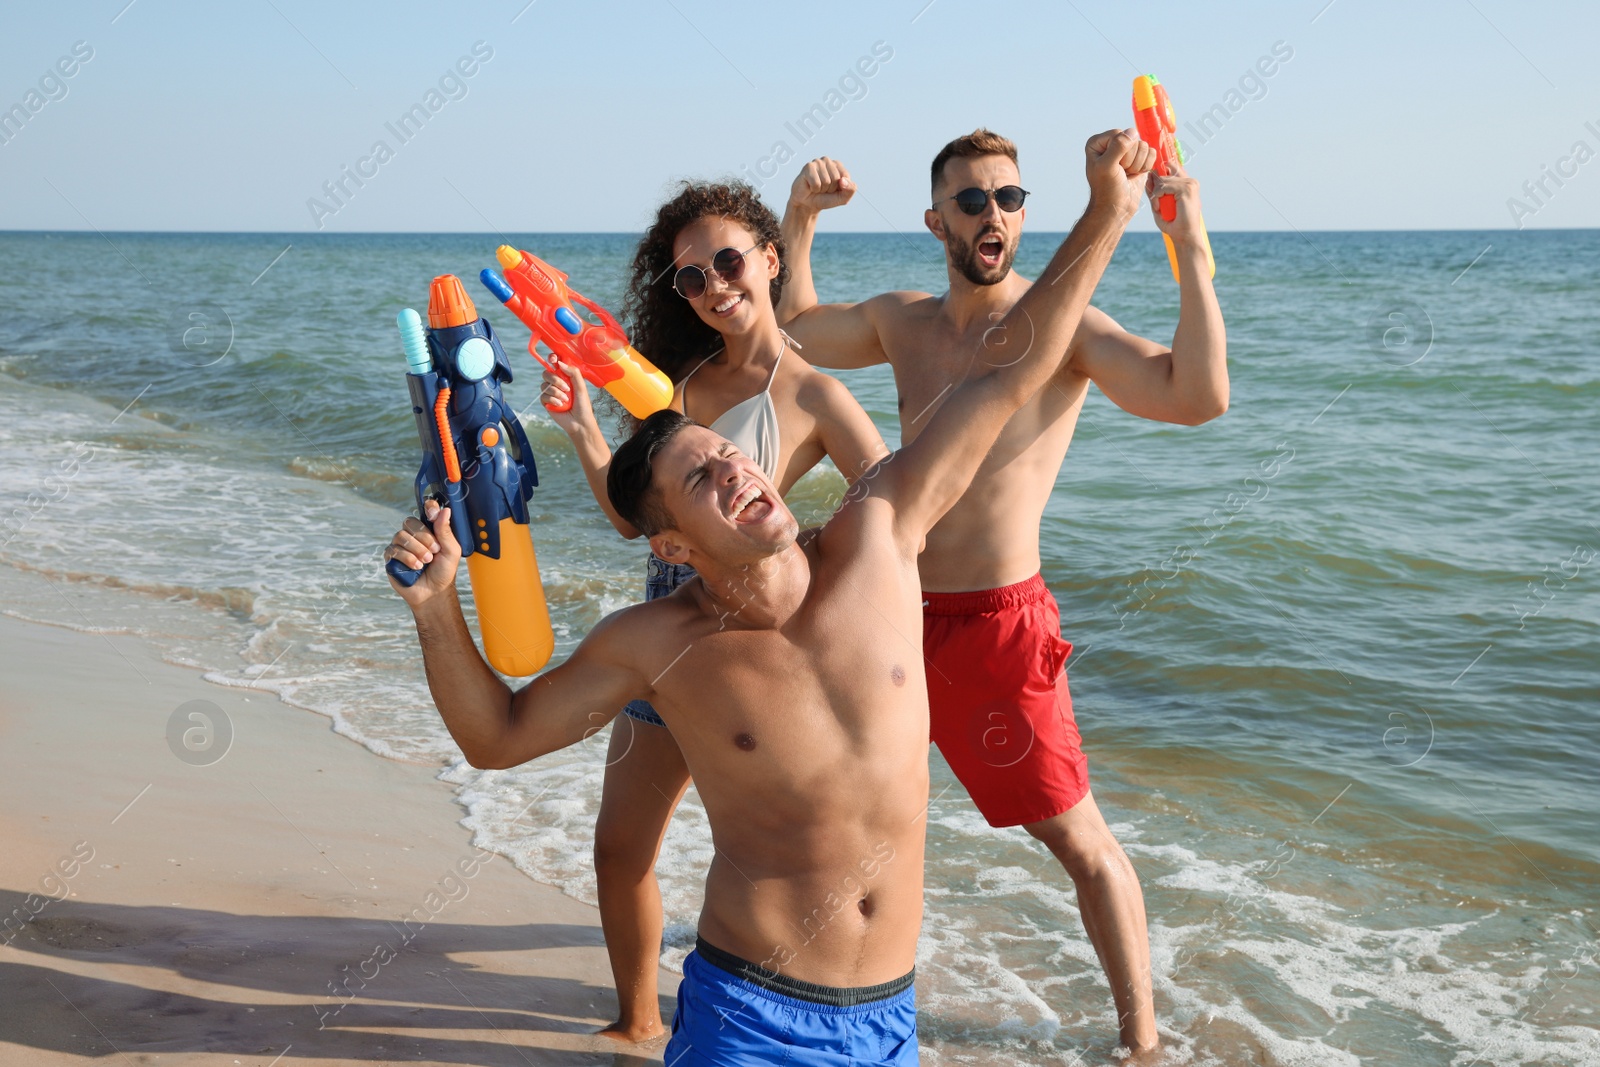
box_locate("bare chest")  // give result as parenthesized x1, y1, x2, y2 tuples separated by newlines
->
(883, 319, 1087, 465)
(649, 576, 926, 781)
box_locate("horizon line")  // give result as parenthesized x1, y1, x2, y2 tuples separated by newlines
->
(1, 227, 1596, 237)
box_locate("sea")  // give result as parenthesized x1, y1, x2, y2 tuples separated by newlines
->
(0, 228, 1595, 1066)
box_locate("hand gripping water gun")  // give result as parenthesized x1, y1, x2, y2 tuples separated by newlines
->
(385, 274, 555, 677)
(1132, 74, 1216, 284)
(478, 245, 673, 419)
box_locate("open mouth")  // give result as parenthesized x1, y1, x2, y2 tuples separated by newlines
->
(712, 293, 744, 317)
(977, 234, 1004, 267)
(729, 480, 772, 524)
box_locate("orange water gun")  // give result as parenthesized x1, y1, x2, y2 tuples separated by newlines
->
(1132, 74, 1216, 284)
(479, 247, 673, 419)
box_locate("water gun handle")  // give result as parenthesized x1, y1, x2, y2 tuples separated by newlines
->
(528, 341, 574, 414)
(386, 557, 423, 586)
(384, 486, 466, 587)
(387, 553, 423, 587)
(1156, 189, 1179, 281)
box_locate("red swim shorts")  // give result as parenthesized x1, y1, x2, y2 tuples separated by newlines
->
(922, 574, 1090, 828)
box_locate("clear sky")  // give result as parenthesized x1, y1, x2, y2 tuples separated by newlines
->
(1, 0, 1596, 233)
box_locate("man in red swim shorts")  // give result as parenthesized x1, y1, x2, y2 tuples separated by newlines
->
(778, 131, 1228, 1052)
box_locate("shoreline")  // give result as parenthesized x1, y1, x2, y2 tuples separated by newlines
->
(0, 608, 672, 1065)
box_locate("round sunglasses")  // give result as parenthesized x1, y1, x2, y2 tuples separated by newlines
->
(932, 185, 1030, 215)
(672, 245, 760, 300)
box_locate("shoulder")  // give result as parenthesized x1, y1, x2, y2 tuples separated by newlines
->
(863, 290, 938, 322)
(790, 359, 863, 415)
(588, 594, 692, 656)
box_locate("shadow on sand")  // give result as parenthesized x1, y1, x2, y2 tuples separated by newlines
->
(1, 889, 669, 1065)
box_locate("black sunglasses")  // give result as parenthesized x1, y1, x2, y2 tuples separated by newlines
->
(672, 245, 759, 300)
(932, 185, 1030, 215)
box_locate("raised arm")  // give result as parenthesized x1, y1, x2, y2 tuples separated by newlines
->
(1064, 161, 1228, 425)
(874, 130, 1153, 541)
(541, 360, 641, 538)
(776, 157, 894, 370)
(386, 501, 646, 769)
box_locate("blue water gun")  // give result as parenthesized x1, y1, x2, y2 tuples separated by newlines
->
(386, 273, 554, 676)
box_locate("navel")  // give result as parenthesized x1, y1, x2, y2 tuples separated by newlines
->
(890, 665, 906, 687)
(734, 732, 758, 751)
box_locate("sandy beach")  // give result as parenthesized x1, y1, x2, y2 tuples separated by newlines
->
(0, 610, 671, 1066)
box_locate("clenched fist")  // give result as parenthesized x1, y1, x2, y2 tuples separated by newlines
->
(385, 499, 462, 609)
(788, 156, 856, 216)
(1084, 129, 1156, 223)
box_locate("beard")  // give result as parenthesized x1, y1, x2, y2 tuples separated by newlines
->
(947, 227, 1017, 286)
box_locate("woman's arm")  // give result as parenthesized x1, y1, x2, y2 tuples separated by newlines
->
(799, 368, 890, 487)
(542, 361, 642, 539)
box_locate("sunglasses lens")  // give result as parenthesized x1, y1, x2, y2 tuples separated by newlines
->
(953, 188, 988, 215)
(995, 186, 1027, 211)
(674, 265, 707, 300)
(712, 246, 747, 282)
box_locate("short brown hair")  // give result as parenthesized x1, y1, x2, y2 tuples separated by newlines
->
(930, 128, 1019, 194)
(607, 410, 699, 536)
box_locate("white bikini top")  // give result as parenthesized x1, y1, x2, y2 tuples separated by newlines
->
(682, 335, 796, 483)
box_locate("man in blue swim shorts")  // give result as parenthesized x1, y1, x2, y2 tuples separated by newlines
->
(385, 130, 1153, 1065)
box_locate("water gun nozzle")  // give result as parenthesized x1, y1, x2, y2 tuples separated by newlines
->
(428, 274, 478, 329)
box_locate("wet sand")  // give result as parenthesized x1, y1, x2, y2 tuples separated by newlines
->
(0, 611, 671, 1066)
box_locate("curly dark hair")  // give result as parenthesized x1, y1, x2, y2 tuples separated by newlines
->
(621, 180, 788, 385)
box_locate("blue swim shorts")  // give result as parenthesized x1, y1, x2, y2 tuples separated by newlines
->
(622, 554, 698, 728)
(663, 937, 917, 1066)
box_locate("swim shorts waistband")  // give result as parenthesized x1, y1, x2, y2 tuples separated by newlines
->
(694, 937, 915, 1007)
(920, 572, 1052, 616)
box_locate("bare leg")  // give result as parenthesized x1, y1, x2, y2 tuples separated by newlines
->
(593, 714, 692, 1043)
(1023, 791, 1158, 1053)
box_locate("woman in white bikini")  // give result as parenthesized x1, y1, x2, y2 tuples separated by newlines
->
(540, 180, 888, 1043)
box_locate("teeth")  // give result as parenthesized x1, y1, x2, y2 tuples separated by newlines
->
(731, 483, 761, 517)
(714, 295, 741, 313)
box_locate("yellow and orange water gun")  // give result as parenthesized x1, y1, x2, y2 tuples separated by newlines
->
(480, 247, 673, 420)
(1132, 74, 1216, 284)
